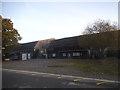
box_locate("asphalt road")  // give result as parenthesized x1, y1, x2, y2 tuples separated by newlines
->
(2, 69, 119, 88)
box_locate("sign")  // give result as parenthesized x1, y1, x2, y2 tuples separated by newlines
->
(28, 53, 31, 60)
(22, 53, 27, 60)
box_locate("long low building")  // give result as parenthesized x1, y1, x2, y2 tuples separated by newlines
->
(47, 36, 89, 59)
(9, 30, 120, 60)
(9, 41, 38, 60)
(9, 36, 90, 60)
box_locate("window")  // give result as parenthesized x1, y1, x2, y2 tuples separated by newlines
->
(73, 53, 76, 56)
(63, 53, 66, 56)
(73, 52, 80, 56)
(76, 52, 80, 56)
(52, 53, 56, 57)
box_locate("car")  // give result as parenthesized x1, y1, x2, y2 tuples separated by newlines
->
(10, 55, 18, 60)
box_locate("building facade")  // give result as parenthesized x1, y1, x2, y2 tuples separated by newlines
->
(47, 36, 90, 59)
(9, 30, 120, 60)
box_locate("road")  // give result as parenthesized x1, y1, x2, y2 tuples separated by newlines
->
(2, 69, 119, 88)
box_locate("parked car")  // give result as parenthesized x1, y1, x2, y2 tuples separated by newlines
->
(10, 55, 18, 60)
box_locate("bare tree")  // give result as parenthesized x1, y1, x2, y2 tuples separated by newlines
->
(83, 19, 117, 35)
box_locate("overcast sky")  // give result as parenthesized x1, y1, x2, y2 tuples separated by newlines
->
(2, 1, 118, 43)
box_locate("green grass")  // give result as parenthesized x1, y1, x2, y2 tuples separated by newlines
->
(63, 57, 118, 75)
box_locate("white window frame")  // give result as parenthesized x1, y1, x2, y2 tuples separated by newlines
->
(73, 52, 80, 56)
(52, 53, 56, 57)
(63, 53, 66, 56)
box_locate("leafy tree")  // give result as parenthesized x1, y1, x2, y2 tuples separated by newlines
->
(78, 31, 118, 50)
(1, 16, 22, 59)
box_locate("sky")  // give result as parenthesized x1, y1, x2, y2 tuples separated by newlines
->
(1, 1, 118, 43)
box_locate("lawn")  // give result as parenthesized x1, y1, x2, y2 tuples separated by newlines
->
(63, 57, 119, 76)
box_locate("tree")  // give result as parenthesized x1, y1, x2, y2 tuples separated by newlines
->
(78, 19, 118, 58)
(83, 19, 117, 35)
(1, 16, 22, 59)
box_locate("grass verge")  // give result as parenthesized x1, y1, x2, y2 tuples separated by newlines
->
(63, 57, 118, 76)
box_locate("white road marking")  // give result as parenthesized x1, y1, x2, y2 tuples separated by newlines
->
(42, 74, 52, 77)
(73, 78, 86, 82)
(68, 82, 79, 86)
(31, 74, 37, 75)
(58, 76, 69, 79)
(3, 68, 120, 84)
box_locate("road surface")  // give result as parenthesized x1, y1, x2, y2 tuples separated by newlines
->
(2, 69, 119, 88)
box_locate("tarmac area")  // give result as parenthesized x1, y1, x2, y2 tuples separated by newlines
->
(2, 59, 119, 81)
(2, 69, 119, 88)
